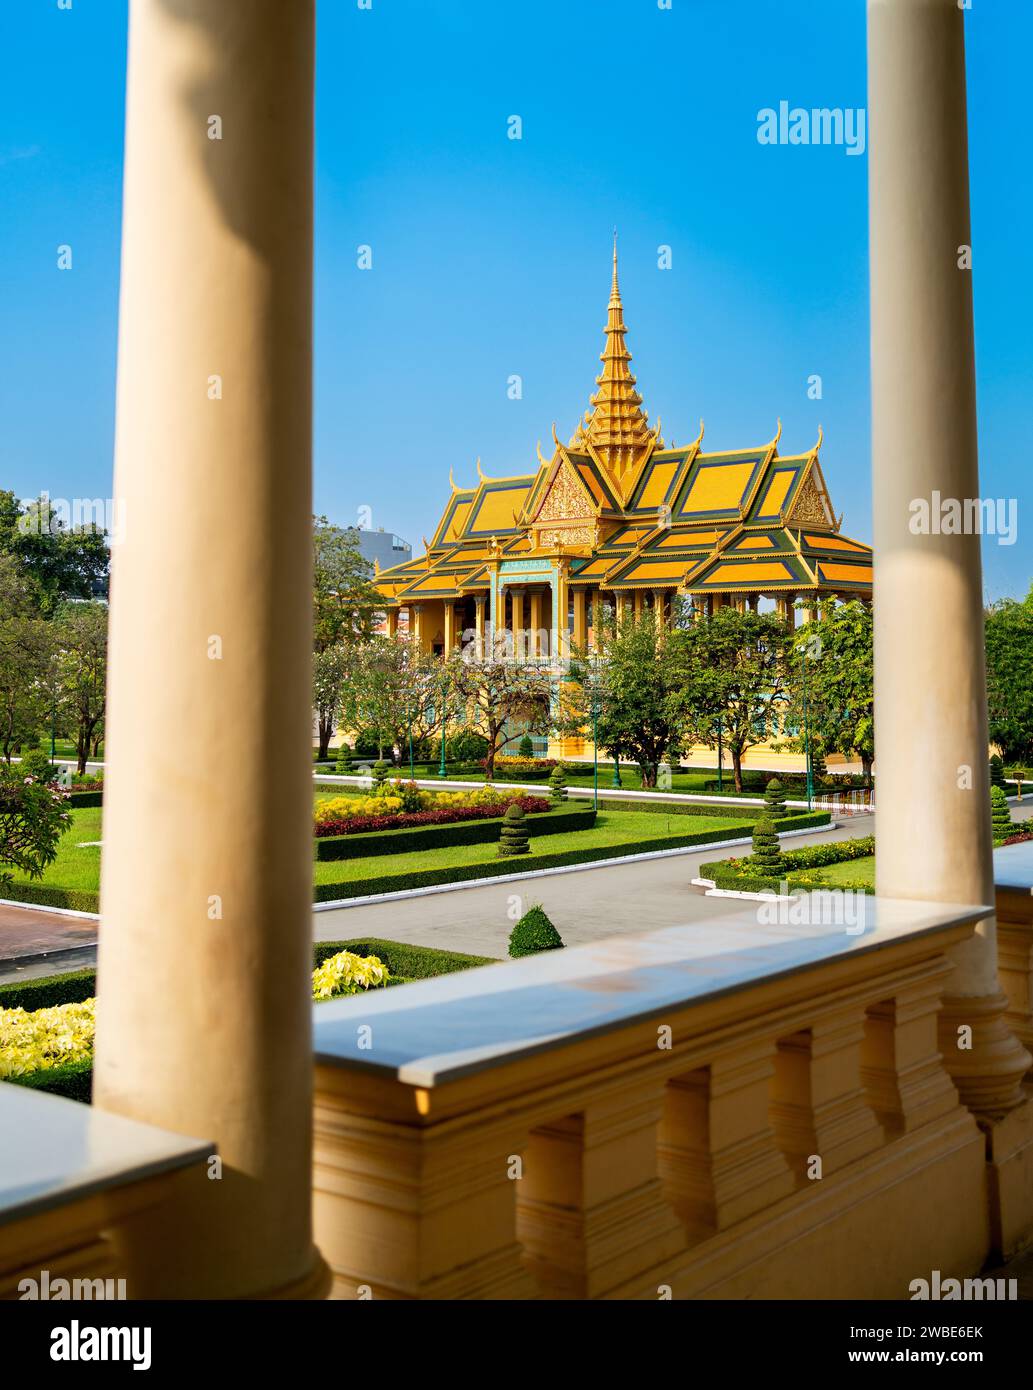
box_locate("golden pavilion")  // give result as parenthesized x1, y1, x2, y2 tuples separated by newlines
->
(374, 240, 873, 658)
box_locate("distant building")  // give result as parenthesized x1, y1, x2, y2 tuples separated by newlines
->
(356, 527, 411, 572)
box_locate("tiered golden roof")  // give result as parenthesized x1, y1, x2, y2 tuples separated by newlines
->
(374, 242, 872, 608)
(568, 233, 661, 477)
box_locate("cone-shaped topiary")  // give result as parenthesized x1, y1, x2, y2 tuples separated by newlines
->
(372, 759, 390, 790)
(751, 814, 784, 875)
(764, 776, 787, 818)
(548, 764, 568, 806)
(991, 785, 1013, 841)
(498, 801, 531, 857)
(518, 733, 534, 759)
(810, 748, 827, 783)
(509, 904, 564, 958)
(989, 754, 1007, 790)
(334, 744, 352, 774)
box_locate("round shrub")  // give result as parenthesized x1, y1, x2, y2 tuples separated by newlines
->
(750, 814, 783, 874)
(508, 904, 564, 958)
(498, 801, 531, 857)
(548, 764, 568, 806)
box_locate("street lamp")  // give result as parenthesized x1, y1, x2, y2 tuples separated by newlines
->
(800, 646, 814, 812)
(716, 715, 724, 793)
(437, 671, 448, 778)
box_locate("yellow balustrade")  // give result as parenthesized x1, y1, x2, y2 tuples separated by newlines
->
(311, 897, 998, 1300)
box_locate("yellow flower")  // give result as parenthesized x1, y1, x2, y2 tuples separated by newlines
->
(0, 999, 96, 1078)
(312, 951, 390, 1000)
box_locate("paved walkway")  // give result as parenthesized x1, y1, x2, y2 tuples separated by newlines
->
(2, 804, 1029, 979)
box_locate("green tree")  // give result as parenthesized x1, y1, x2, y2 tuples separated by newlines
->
(564, 613, 704, 789)
(0, 556, 53, 763)
(985, 586, 1033, 765)
(684, 607, 792, 793)
(0, 762, 70, 888)
(776, 600, 875, 787)
(312, 517, 381, 655)
(348, 635, 446, 760)
(313, 644, 351, 761)
(0, 491, 110, 614)
(53, 601, 107, 774)
(446, 645, 553, 779)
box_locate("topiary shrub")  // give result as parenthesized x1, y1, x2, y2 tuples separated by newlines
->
(372, 759, 390, 790)
(764, 777, 787, 818)
(19, 749, 59, 783)
(518, 733, 535, 759)
(548, 764, 568, 806)
(750, 814, 784, 875)
(498, 801, 531, 857)
(334, 744, 353, 774)
(508, 904, 564, 958)
(991, 785, 1012, 841)
(989, 754, 1007, 790)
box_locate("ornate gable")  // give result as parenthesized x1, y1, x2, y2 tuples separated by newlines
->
(531, 457, 599, 551)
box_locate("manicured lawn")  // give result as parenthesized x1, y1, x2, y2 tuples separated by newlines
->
(312, 809, 754, 891)
(8, 807, 102, 896)
(6, 806, 757, 902)
(811, 856, 875, 887)
(318, 763, 777, 799)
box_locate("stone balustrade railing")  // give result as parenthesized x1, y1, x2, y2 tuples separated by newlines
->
(0, 1085, 210, 1300)
(994, 841, 1033, 1064)
(312, 896, 992, 1300)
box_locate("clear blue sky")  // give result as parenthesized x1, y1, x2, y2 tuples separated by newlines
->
(1, 0, 1029, 599)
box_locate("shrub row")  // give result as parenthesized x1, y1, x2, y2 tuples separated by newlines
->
(67, 790, 103, 809)
(599, 798, 831, 827)
(313, 818, 786, 902)
(315, 805, 596, 861)
(0, 882, 100, 913)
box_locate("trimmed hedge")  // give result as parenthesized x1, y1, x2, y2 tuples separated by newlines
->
(67, 790, 103, 809)
(0, 968, 97, 1012)
(315, 805, 596, 861)
(313, 816, 806, 902)
(0, 883, 100, 913)
(8, 1058, 94, 1104)
(4, 939, 491, 1104)
(600, 798, 831, 827)
(312, 938, 492, 979)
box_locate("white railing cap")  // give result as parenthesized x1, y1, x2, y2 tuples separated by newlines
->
(313, 896, 990, 1087)
(0, 1083, 210, 1227)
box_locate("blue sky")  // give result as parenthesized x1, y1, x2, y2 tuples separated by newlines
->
(1, 0, 1029, 599)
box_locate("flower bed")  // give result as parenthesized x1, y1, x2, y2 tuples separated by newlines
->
(484, 756, 560, 781)
(314, 784, 548, 837)
(0, 999, 96, 1080)
(314, 804, 596, 861)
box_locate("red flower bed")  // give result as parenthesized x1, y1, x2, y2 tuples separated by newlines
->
(314, 795, 550, 838)
(1000, 829, 1033, 847)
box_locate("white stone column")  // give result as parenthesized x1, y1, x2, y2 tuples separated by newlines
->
(94, 0, 328, 1296)
(868, 0, 1028, 1114)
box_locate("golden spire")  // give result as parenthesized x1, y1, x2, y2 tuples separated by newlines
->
(572, 231, 656, 475)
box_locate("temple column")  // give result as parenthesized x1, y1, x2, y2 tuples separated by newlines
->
(412, 602, 426, 652)
(93, 0, 326, 1298)
(634, 590, 644, 621)
(474, 595, 486, 660)
(653, 589, 666, 629)
(443, 600, 457, 653)
(869, 0, 1029, 1116)
(573, 588, 588, 650)
(748, 594, 760, 614)
(590, 588, 604, 649)
(529, 590, 543, 658)
(510, 588, 524, 660)
(385, 608, 398, 639)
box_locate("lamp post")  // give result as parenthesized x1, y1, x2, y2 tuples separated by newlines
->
(801, 647, 814, 812)
(716, 715, 724, 793)
(437, 672, 448, 778)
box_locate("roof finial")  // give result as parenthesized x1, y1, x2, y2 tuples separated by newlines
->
(612, 227, 619, 293)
